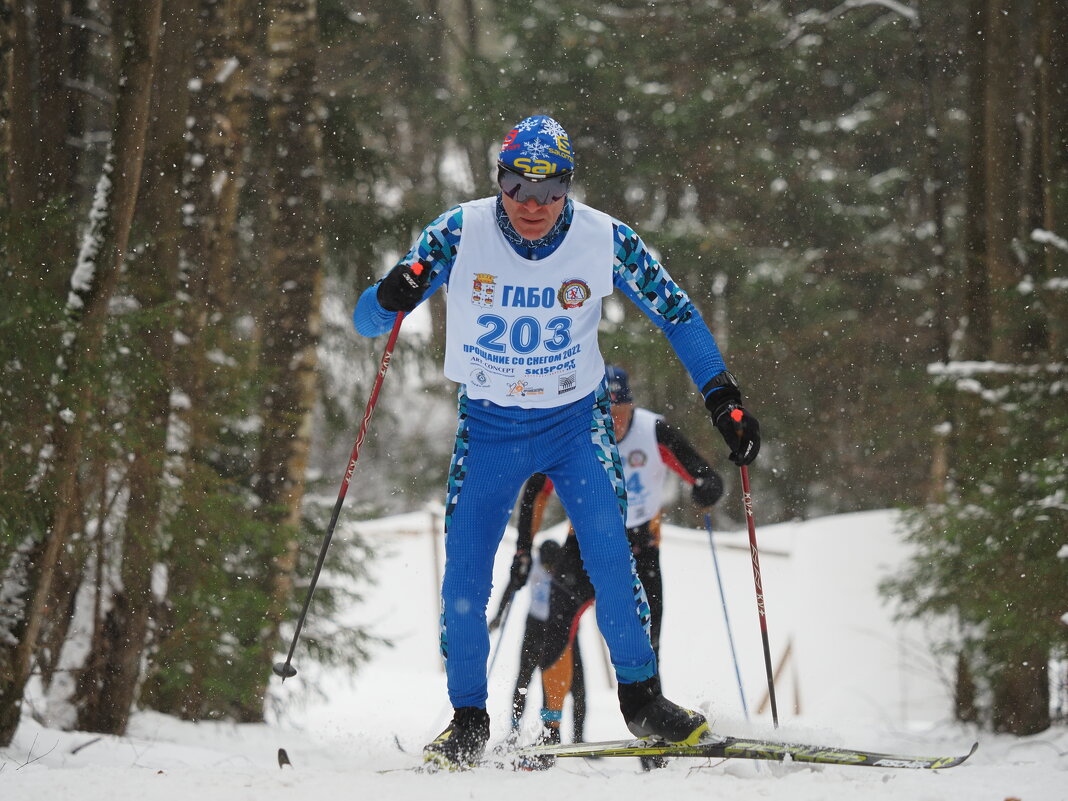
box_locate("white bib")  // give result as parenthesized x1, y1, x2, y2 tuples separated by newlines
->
(444, 196, 613, 407)
(618, 408, 667, 528)
(528, 557, 552, 621)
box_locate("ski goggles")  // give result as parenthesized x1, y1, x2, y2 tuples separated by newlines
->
(497, 163, 573, 205)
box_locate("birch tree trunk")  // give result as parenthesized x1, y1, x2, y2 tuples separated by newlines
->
(247, 0, 325, 720)
(0, 0, 162, 747)
(140, 0, 261, 721)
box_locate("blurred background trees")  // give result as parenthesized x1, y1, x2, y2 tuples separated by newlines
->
(1, 0, 1065, 744)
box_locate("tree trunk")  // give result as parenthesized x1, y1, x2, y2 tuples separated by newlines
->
(5, 0, 35, 218)
(35, 0, 77, 204)
(991, 645, 1051, 735)
(961, 0, 990, 362)
(248, 0, 325, 721)
(0, 0, 162, 748)
(954, 652, 979, 724)
(0, 2, 8, 215)
(914, 9, 955, 504)
(140, 0, 260, 720)
(983, 0, 1023, 363)
(4, 1, 81, 298)
(173, 0, 259, 475)
(1035, 0, 1068, 354)
(75, 0, 194, 735)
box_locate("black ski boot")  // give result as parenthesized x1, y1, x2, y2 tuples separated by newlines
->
(514, 723, 560, 771)
(618, 676, 708, 744)
(423, 706, 490, 771)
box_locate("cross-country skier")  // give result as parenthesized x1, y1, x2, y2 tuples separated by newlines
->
(488, 537, 587, 743)
(352, 114, 760, 771)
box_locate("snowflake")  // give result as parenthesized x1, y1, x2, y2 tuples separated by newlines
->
(540, 118, 568, 139)
(515, 117, 540, 133)
(523, 138, 551, 160)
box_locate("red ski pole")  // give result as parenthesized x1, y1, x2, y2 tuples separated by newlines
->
(739, 464, 780, 726)
(274, 311, 405, 680)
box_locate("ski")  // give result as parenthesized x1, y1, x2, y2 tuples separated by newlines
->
(510, 732, 978, 770)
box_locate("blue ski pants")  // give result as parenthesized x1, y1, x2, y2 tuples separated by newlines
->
(439, 381, 656, 709)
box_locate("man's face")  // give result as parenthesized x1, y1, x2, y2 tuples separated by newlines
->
(610, 401, 634, 438)
(501, 191, 566, 241)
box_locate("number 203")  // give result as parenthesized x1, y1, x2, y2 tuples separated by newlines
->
(475, 314, 572, 354)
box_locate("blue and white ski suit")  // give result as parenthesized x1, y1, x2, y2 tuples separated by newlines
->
(354, 196, 731, 709)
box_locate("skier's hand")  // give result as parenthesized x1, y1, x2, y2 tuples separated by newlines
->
(489, 603, 508, 632)
(711, 402, 760, 465)
(376, 260, 431, 312)
(705, 377, 760, 466)
(691, 471, 724, 507)
(507, 550, 532, 591)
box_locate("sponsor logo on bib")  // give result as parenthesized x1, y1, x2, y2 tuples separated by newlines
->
(507, 380, 544, 397)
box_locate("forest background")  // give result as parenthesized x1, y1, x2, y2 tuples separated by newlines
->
(0, 0, 1065, 754)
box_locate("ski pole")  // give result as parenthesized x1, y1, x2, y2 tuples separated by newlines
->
(705, 513, 749, 720)
(273, 311, 405, 680)
(739, 464, 779, 726)
(487, 592, 515, 680)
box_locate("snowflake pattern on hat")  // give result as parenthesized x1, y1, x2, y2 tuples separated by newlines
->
(499, 115, 574, 177)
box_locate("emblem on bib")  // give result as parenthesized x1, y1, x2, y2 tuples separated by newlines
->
(557, 279, 591, 309)
(471, 273, 497, 307)
(628, 450, 648, 468)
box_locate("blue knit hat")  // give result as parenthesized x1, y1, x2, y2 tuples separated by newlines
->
(499, 115, 575, 179)
(605, 365, 633, 404)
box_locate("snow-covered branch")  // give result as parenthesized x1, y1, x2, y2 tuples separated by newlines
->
(928, 361, 1068, 378)
(783, 0, 918, 47)
(1032, 228, 1068, 253)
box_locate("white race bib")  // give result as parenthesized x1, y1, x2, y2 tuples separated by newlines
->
(443, 197, 614, 407)
(617, 408, 667, 527)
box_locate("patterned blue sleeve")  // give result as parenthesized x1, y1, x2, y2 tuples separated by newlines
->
(611, 221, 729, 398)
(353, 206, 464, 337)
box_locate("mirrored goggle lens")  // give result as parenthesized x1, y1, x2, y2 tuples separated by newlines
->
(498, 171, 571, 205)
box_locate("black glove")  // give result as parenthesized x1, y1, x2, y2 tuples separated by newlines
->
(489, 549, 531, 631)
(507, 549, 532, 591)
(488, 603, 508, 632)
(691, 471, 724, 507)
(703, 372, 760, 466)
(376, 260, 431, 312)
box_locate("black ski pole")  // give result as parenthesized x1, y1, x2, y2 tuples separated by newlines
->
(739, 464, 780, 726)
(487, 593, 515, 679)
(273, 311, 405, 681)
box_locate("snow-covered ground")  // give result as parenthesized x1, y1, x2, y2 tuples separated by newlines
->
(3, 508, 1066, 800)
